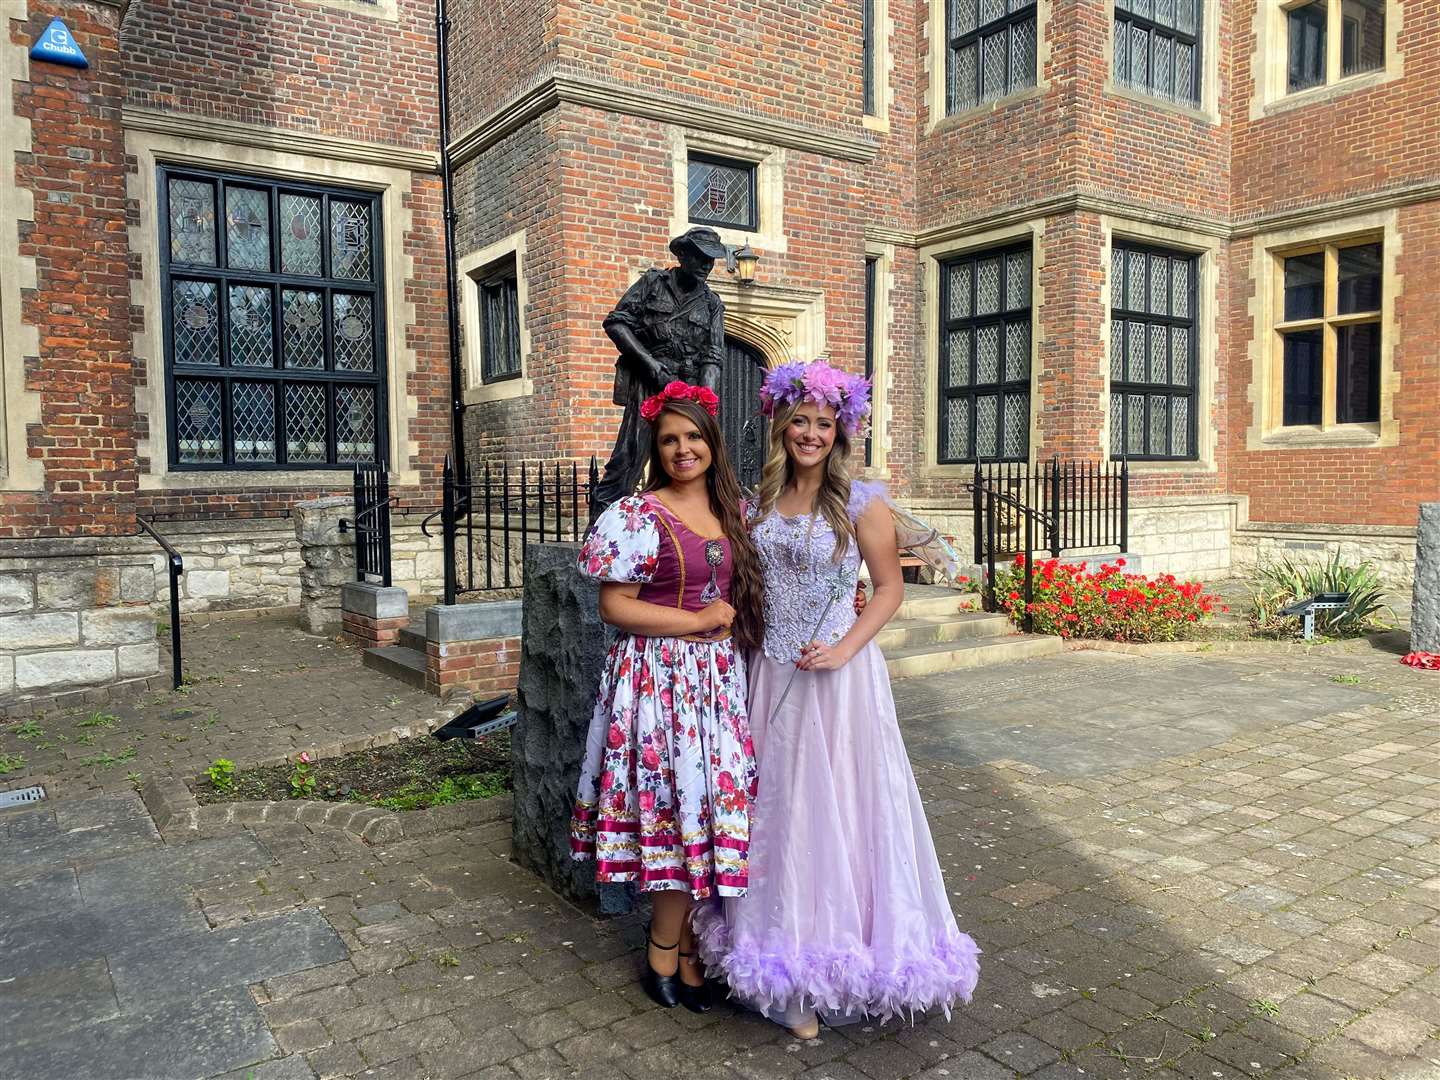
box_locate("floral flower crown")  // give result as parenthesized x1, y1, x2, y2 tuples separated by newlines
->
(759, 360, 872, 436)
(640, 380, 720, 422)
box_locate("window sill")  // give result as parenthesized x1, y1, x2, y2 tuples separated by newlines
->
(1119, 457, 1217, 475)
(927, 85, 1046, 135)
(1103, 83, 1217, 126)
(464, 376, 534, 406)
(1260, 69, 1394, 117)
(1259, 423, 1381, 450)
(139, 469, 358, 491)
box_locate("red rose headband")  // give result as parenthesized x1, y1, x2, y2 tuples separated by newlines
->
(640, 381, 720, 422)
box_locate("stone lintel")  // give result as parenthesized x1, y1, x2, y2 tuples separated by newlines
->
(425, 600, 523, 644)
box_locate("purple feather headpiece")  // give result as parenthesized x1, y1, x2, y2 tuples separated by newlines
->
(759, 360, 872, 437)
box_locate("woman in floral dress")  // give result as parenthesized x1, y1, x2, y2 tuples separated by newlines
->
(696, 361, 981, 1038)
(570, 382, 765, 1012)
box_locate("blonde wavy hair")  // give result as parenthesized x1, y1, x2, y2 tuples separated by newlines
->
(755, 401, 855, 563)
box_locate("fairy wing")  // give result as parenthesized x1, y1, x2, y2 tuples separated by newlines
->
(889, 503, 966, 583)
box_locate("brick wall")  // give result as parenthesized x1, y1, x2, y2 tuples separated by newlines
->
(425, 634, 521, 698)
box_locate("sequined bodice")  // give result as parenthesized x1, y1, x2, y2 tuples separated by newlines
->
(752, 510, 861, 664)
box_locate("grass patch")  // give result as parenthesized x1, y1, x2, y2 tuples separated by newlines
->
(77, 711, 119, 729)
(0, 753, 25, 775)
(191, 732, 511, 811)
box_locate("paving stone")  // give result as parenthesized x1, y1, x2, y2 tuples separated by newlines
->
(1342, 1007, 1436, 1057)
(213, 1055, 318, 1080)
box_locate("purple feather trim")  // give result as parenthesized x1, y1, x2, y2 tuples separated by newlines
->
(692, 909, 981, 1023)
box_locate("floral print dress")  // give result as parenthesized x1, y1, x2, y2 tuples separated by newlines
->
(569, 494, 756, 899)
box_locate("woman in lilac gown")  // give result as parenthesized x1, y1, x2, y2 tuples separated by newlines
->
(696, 360, 980, 1038)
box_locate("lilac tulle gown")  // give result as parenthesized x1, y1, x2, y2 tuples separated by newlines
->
(695, 481, 980, 1024)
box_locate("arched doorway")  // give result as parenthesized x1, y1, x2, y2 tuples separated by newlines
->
(720, 337, 768, 491)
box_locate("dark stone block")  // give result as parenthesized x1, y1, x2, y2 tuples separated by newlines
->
(512, 542, 610, 907)
(0, 957, 119, 1039)
(1414, 503, 1439, 653)
(0, 899, 208, 980)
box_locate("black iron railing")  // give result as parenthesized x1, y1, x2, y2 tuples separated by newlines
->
(424, 455, 599, 605)
(970, 458, 1130, 627)
(341, 462, 394, 587)
(137, 516, 184, 690)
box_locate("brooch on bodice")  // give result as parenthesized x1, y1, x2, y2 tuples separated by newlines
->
(699, 539, 725, 604)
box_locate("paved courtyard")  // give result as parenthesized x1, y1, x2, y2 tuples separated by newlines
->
(3, 617, 1439, 1080)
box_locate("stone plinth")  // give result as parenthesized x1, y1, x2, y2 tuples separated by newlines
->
(341, 582, 410, 648)
(295, 496, 355, 633)
(512, 542, 609, 906)
(423, 599, 524, 698)
(1412, 504, 1440, 653)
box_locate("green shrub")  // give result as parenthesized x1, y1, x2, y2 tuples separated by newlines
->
(1247, 553, 1388, 638)
(206, 757, 236, 792)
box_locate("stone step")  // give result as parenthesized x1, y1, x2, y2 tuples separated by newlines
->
(884, 633, 1064, 680)
(397, 620, 427, 652)
(875, 612, 1013, 651)
(362, 645, 428, 690)
(894, 584, 980, 622)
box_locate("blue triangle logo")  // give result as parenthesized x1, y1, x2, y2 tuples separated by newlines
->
(30, 18, 88, 70)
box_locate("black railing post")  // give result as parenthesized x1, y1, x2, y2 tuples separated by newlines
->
(571, 461, 579, 541)
(1048, 456, 1061, 556)
(502, 460, 512, 589)
(538, 461, 546, 543)
(1120, 455, 1130, 553)
(1023, 508, 1034, 635)
(442, 455, 457, 606)
(378, 466, 392, 587)
(984, 491, 997, 613)
(351, 465, 366, 584)
(167, 555, 182, 690)
(484, 462, 494, 591)
(463, 464, 473, 595)
(972, 460, 983, 564)
(520, 461, 529, 578)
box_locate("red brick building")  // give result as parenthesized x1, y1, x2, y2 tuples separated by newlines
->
(1, 0, 1431, 704)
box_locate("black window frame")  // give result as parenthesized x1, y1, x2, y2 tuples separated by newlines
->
(686, 153, 759, 233)
(938, 241, 1032, 465)
(864, 256, 878, 465)
(478, 264, 522, 385)
(1113, 0, 1202, 107)
(862, 0, 878, 116)
(158, 165, 387, 472)
(1287, 1, 1328, 92)
(1109, 241, 1200, 462)
(945, 0, 1039, 116)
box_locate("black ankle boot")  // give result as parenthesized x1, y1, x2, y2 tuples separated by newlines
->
(641, 925, 680, 1008)
(677, 951, 712, 1013)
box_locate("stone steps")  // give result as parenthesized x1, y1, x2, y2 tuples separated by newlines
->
(361, 645, 428, 690)
(397, 620, 426, 652)
(883, 633, 1064, 679)
(881, 584, 1060, 679)
(875, 611, 1012, 651)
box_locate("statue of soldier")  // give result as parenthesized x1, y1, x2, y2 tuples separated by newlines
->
(591, 227, 730, 512)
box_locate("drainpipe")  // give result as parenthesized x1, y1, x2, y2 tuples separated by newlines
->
(435, 0, 468, 488)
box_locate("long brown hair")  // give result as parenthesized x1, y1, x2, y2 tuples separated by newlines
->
(642, 399, 765, 653)
(755, 401, 855, 563)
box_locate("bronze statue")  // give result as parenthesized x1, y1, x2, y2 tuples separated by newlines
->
(591, 227, 730, 511)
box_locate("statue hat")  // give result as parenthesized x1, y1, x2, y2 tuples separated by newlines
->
(669, 226, 729, 260)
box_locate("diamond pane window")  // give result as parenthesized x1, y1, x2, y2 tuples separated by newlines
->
(1115, 0, 1201, 105)
(161, 168, 385, 469)
(946, 1, 1037, 114)
(1109, 242, 1198, 460)
(939, 241, 1031, 462)
(687, 155, 758, 231)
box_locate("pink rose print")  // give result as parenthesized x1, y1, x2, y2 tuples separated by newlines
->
(607, 723, 624, 750)
(638, 790, 655, 811)
(717, 771, 735, 794)
(716, 653, 729, 675)
(641, 746, 660, 770)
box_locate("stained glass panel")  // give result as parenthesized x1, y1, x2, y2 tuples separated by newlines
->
(976, 324, 1000, 383)
(285, 384, 328, 464)
(976, 395, 999, 458)
(686, 158, 755, 229)
(225, 187, 270, 272)
(228, 285, 274, 367)
(1006, 321, 1029, 381)
(332, 293, 374, 372)
(172, 280, 220, 366)
(946, 397, 972, 461)
(169, 178, 217, 266)
(279, 193, 323, 276)
(336, 384, 377, 463)
(176, 379, 223, 463)
(1003, 394, 1027, 459)
(330, 200, 374, 281)
(282, 289, 325, 369)
(948, 329, 972, 387)
(231, 381, 276, 463)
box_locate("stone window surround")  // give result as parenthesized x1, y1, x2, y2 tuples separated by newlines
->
(919, 218, 1044, 479)
(1249, 0, 1404, 119)
(1102, 0, 1222, 125)
(0, 0, 43, 493)
(460, 230, 534, 405)
(1244, 208, 1400, 452)
(127, 124, 424, 490)
(925, 0, 1053, 133)
(1100, 216, 1221, 475)
(669, 130, 787, 258)
(863, 239, 895, 471)
(294, 0, 398, 20)
(863, 0, 895, 133)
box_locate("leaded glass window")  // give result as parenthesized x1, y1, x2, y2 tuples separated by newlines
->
(946, 0, 1037, 115)
(161, 167, 386, 469)
(687, 155, 757, 231)
(1109, 242, 1198, 460)
(1277, 239, 1382, 427)
(1288, 0, 1385, 94)
(1114, 0, 1200, 105)
(939, 242, 1031, 463)
(480, 267, 521, 384)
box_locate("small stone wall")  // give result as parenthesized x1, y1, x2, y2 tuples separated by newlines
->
(423, 600, 523, 698)
(1232, 522, 1417, 591)
(340, 582, 410, 649)
(1128, 496, 1241, 580)
(512, 542, 608, 905)
(1413, 504, 1438, 653)
(0, 539, 161, 706)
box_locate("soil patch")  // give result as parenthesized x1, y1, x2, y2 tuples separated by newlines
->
(192, 732, 511, 810)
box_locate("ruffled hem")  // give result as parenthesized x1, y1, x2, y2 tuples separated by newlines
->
(693, 910, 981, 1023)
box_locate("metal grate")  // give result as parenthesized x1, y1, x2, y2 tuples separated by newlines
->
(0, 785, 47, 809)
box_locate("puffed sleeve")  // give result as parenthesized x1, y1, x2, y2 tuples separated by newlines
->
(577, 496, 662, 583)
(847, 479, 889, 523)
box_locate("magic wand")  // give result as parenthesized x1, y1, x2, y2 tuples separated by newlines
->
(769, 567, 853, 726)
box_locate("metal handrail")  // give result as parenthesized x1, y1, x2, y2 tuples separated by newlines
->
(137, 516, 183, 690)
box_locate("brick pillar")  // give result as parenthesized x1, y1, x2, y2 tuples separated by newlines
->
(340, 581, 410, 648)
(3, 0, 135, 538)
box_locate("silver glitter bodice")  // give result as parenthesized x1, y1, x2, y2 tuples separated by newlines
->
(752, 510, 860, 664)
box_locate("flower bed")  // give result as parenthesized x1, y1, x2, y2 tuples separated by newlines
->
(994, 556, 1224, 643)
